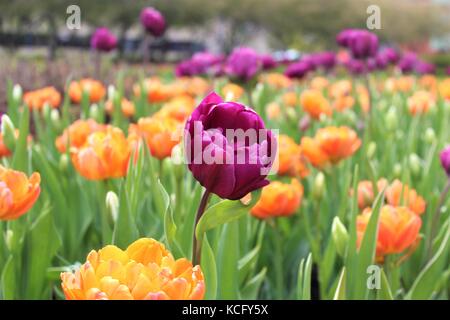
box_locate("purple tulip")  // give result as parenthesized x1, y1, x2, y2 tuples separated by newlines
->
(336, 29, 357, 47)
(284, 61, 310, 79)
(398, 52, 417, 74)
(381, 47, 399, 64)
(345, 59, 366, 75)
(375, 53, 389, 69)
(415, 61, 435, 75)
(260, 54, 278, 70)
(347, 30, 379, 59)
(447, 67, 450, 76)
(316, 51, 336, 70)
(226, 47, 261, 81)
(175, 60, 197, 77)
(184, 92, 276, 200)
(440, 146, 450, 176)
(90, 27, 117, 52)
(366, 58, 377, 72)
(140, 7, 166, 37)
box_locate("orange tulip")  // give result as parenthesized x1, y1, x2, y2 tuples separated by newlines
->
(70, 126, 131, 180)
(300, 89, 332, 119)
(438, 78, 450, 101)
(419, 75, 437, 92)
(266, 102, 281, 120)
(301, 126, 361, 168)
(251, 179, 303, 219)
(276, 135, 309, 178)
(407, 90, 435, 115)
(60, 238, 205, 300)
(310, 76, 329, 91)
(385, 179, 426, 215)
(56, 119, 106, 153)
(333, 95, 355, 112)
(23, 86, 61, 110)
(0, 165, 40, 220)
(130, 116, 181, 160)
(260, 73, 292, 89)
(176, 77, 210, 98)
(0, 130, 32, 158)
(69, 79, 106, 104)
(357, 205, 422, 260)
(105, 98, 135, 118)
(282, 91, 298, 107)
(329, 80, 352, 99)
(353, 179, 389, 210)
(356, 85, 370, 113)
(222, 83, 244, 100)
(155, 95, 196, 122)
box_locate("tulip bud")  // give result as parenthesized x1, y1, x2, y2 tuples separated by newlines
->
(313, 172, 325, 201)
(59, 154, 70, 172)
(89, 104, 99, 120)
(424, 128, 436, 144)
(299, 115, 311, 132)
(393, 163, 402, 178)
(385, 107, 398, 131)
(366, 142, 376, 160)
(51, 109, 61, 129)
(5, 229, 13, 251)
(409, 153, 421, 177)
(170, 143, 184, 166)
(12, 84, 22, 102)
(105, 191, 119, 223)
(42, 103, 51, 118)
(332, 216, 349, 257)
(108, 85, 116, 101)
(285, 107, 297, 122)
(1, 114, 16, 151)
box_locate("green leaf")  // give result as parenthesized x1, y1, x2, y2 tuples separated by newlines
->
(297, 253, 312, 300)
(238, 245, 260, 286)
(1, 255, 16, 299)
(201, 236, 217, 300)
(196, 190, 260, 245)
(354, 188, 385, 299)
(11, 105, 29, 172)
(333, 268, 346, 300)
(112, 183, 138, 249)
(377, 269, 394, 300)
(217, 222, 240, 299)
(24, 208, 61, 299)
(406, 220, 450, 300)
(240, 267, 267, 299)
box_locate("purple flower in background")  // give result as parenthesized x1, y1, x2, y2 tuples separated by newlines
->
(140, 7, 166, 37)
(345, 59, 366, 75)
(90, 27, 117, 52)
(316, 51, 336, 70)
(398, 52, 418, 74)
(381, 47, 399, 64)
(446, 67, 450, 75)
(440, 146, 450, 177)
(347, 30, 379, 59)
(415, 61, 435, 75)
(184, 92, 276, 200)
(260, 54, 278, 70)
(226, 47, 261, 82)
(284, 61, 311, 79)
(366, 58, 377, 72)
(175, 60, 197, 77)
(375, 53, 389, 69)
(301, 55, 318, 71)
(336, 29, 357, 47)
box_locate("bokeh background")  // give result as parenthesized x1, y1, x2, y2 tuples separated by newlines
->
(1, 0, 450, 106)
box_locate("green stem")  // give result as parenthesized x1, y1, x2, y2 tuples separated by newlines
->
(192, 190, 211, 265)
(271, 221, 284, 300)
(427, 178, 450, 259)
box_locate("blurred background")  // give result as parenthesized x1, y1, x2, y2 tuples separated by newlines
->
(1, 0, 449, 93)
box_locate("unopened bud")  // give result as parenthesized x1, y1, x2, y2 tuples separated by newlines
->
(1, 114, 16, 151)
(409, 153, 421, 177)
(285, 107, 297, 122)
(59, 154, 69, 172)
(12, 84, 22, 102)
(89, 104, 99, 120)
(313, 172, 325, 201)
(5, 230, 13, 250)
(366, 142, 376, 160)
(105, 191, 119, 223)
(393, 163, 402, 178)
(424, 128, 436, 144)
(108, 85, 116, 101)
(385, 107, 398, 131)
(332, 216, 349, 257)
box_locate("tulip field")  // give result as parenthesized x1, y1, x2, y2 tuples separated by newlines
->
(0, 7, 449, 302)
